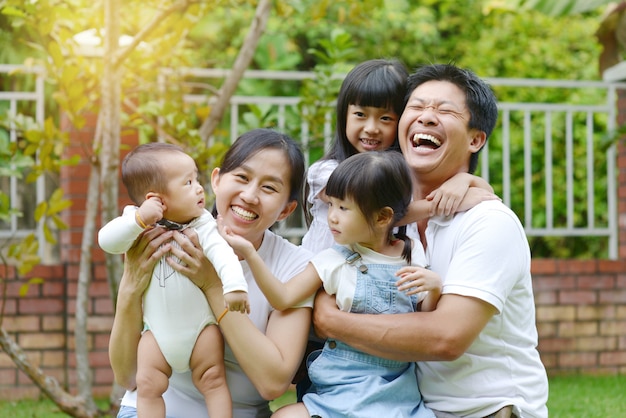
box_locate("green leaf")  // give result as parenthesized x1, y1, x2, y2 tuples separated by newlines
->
(1, 6, 27, 18)
(516, 0, 611, 16)
(47, 41, 64, 68)
(19, 278, 44, 297)
(34, 201, 47, 222)
(43, 223, 57, 244)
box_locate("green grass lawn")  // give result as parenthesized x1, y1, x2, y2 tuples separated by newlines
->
(546, 375, 626, 417)
(1, 375, 624, 417)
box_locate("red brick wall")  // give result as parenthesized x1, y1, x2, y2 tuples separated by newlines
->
(533, 259, 626, 374)
(1, 111, 625, 400)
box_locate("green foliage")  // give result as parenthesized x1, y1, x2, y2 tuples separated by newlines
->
(0, 113, 75, 273)
(464, 8, 602, 80)
(509, 0, 611, 16)
(0, 133, 28, 222)
(284, 2, 608, 258)
(297, 29, 356, 154)
(0, 0, 616, 267)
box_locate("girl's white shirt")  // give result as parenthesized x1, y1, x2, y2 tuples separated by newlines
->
(300, 159, 339, 254)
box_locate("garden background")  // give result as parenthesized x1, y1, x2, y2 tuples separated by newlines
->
(0, 0, 625, 416)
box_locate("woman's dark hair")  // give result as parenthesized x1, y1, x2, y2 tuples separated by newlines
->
(325, 150, 413, 263)
(325, 59, 409, 162)
(405, 63, 498, 173)
(217, 128, 305, 203)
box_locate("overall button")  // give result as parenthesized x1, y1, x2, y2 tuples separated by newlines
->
(328, 340, 337, 349)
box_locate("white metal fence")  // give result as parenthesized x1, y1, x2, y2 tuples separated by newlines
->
(172, 69, 622, 259)
(0, 64, 48, 259)
(1, 66, 621, 259)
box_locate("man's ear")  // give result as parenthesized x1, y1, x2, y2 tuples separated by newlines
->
(276, 200, 298, 222)
(469, 129, 487, 153)
(376, 207, 395, 227)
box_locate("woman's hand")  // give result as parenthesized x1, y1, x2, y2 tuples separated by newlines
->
(168, 228, 220, 293)
(121, 226, 173, 296)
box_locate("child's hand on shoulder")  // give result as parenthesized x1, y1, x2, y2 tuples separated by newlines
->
(426, 174, 471, 217)
(427, 173, 499, 216)
(456, 187, 500, 213)
(395, 265, 442, 296)
(224, 290, 250, 314)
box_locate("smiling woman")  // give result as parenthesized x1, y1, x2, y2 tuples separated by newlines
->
(108, 128, 313, 418)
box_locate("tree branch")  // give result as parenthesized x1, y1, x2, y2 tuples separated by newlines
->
(199, 0, 272, 143)
(0, 327, 98, 418)
(112, 0, 197, 69)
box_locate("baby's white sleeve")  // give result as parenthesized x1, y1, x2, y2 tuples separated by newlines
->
(98, 205, 144, 254)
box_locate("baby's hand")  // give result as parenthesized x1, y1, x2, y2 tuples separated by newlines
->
(137, 197, 166, 227)
(395, 265, 442, 296)
(224, 290, 250, 314)
(216, 215, 255, 259)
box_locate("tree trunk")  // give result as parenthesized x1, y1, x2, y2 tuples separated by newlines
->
(75, 161, 102, 414)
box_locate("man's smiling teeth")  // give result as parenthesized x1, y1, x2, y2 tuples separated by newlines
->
(412, 133, 442, 148)
(232, 206, 257, 220)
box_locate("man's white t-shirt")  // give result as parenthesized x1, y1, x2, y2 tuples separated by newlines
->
(119, 229, 313, 418)
(417, 200, 549, 418)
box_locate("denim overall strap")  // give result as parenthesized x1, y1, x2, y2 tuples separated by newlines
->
(331, 244, 366, 271)
(332, 245, 419, 314)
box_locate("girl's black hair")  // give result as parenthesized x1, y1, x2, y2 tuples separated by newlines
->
(212, 128, 305, 216)
(324, 59, 409, 163)
(325, 150, 413, 264)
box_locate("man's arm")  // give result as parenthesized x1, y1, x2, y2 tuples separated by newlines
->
(313, 290, 497, 362)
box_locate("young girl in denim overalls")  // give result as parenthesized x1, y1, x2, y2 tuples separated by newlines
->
(219, 151, 440, 418)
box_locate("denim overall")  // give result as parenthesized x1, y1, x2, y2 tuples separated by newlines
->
(303, 245, 435, 418)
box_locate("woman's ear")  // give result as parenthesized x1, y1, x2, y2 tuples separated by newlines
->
(210, 167, 221, 191)
(276, 200, 298, 222)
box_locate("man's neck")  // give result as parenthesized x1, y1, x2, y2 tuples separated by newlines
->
(412, 180, 440, 201)
(412, 176, 454, 249)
